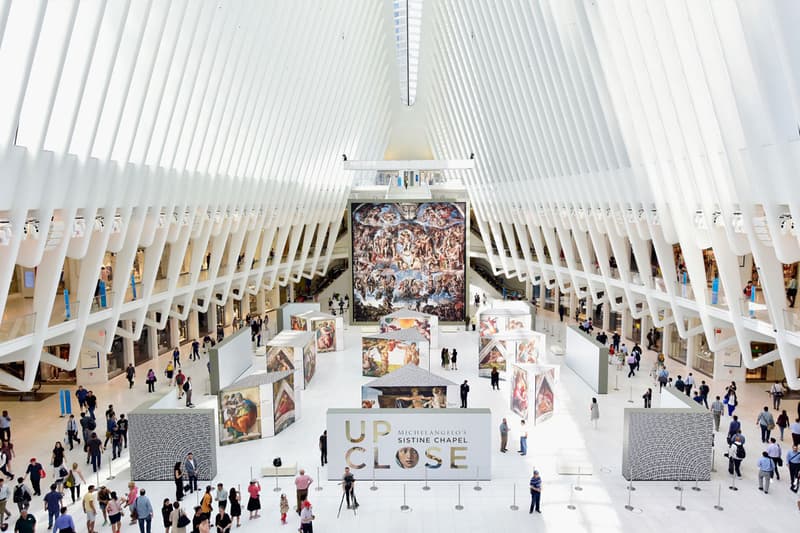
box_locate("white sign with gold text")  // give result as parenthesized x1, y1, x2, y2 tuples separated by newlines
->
(326, 408, 491, 481)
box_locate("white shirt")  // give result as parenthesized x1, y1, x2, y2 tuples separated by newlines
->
(771, 383, 784, 395)
(0, 485, 9, 501)
(685, 376, 695, 386)
(790, 422, 800, 434)
(766, 443, 781, 458)
(300, 507, 313, 524)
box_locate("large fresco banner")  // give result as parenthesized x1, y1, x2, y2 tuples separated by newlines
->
(351, 202, 466, 323)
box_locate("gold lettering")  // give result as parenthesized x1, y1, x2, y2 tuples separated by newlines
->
(424, 447, 442, 469)
(450, 447, 467, 469)
(373, 447, 390, 469)
(345, 420, 365, 443)
(373, 420, 391, 443)
(345, 447, 366, 469)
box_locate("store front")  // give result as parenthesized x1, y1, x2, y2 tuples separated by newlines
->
(629, 316, 642, 346)
(667, 324, 688, 364)
(107, 334, 125, 379)
(745, 342, 783, 382)
(608, 310, 622, 334)
(133, 327, 151, 366)
(41, 345, 76, 383)
(156, 313, 171, 354)
(198, 311, 210, 337)
(178, 318, 189, 345)
(543, 288, 555, 312)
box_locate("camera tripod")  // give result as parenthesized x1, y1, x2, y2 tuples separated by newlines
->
(336, 485, 358, 518)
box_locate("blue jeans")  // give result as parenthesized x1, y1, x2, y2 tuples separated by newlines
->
(529, 490, 540, 512)
(91, 452, 101, 472)
(48, 509, 60, 528)
(138, 517, 152, 533)
(520, 436, 527, 455)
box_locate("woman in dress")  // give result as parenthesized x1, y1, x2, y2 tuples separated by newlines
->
(50, 442, 65, 474)
(146, 369, 157, 393)
(174, 462, 184, 502)
(107, 491, 124, 533)
(65, 462, 86, 504)
(169, 502, 186, 533)
(161, 498, 173, 533)
(590, 397, 599, 429)
(227, 487, 241, 528)
(246, 480, 261, 520)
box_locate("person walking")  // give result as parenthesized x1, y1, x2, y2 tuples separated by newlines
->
(685, 373, 695, 397)
(83, 485, 97, 533)
(0, 445, 11, 481)
(528, 470, 542, 514)
(14, 509, 35, 533)
(52, 506, 74, 533)
(460, 380, 469, 408)
(43, 483, 63, 529)
(0, 412, 11, 443)
(214, 484, 227, 512)
(125, 365, 135, 389)
(64, 464, 85, 505)
(590, 398, 599, 429)
(279, 494, 289, 525)
(725, 389, 738, 417)
(777, 410, 790, 441)
(727, 439, 745, 478)
(107, 492, 123, 533)
(757, 406, 775, 443)
(626, 353, 636, 378)
(86, 433, 103, 473)
(175, 371, 186, 400)
(490, 368, 500, 391)
(727, 416, 741, 445)
(65, 415, 80, 451)
(766, 438, 782, 481)
(443, 349, 450, 370)
(299, 500, 314, 533)
(642, 388, 652, 408)
(159, 499, 172, 533)
(75, 387, 89, 412)
(440, 348, 446, 369)
(184, 454, 197, 494)
(698, 381, 710, 409)
(0, 478, 10, 528)
(116, 415, 128, 449)
(227, 488, 241, 528)
(168, 502, 186, 533)
(757, 451, 774, 493)
(246, 481, 261, 520)
(165, 362, 175, 387)
(133, 489, 153, 533)
(199, 487, 212, 520)
(24, 459, 43, 496)
(710, 397, 724, 432)
(145, 369, 156, 393)
(518, 420, 527, 456)
(657, 367, 669, 391)
(183, 378, 194, 408)
(172, 347, 181, 369)
(787, 445, 800, 492)
(450, 349, 458, 370)
(319, 431, 327, 467)
(770, 381, 785, 411)
(341, 467, 357, 510)
(293, 470, 313, 514)
(12, 478, 31, 514)
(791, 418, 800, 446)
(787, 277, 798, 308)
(499, 418, 509, 453)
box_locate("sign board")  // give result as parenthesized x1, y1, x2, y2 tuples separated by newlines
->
(326, 408, 491, 481)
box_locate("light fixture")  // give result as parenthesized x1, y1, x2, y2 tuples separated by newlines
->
(779, 214, 794, 235)
(72, 218, 86, 238)
(111, 215, 122, 234)
(731, 212, 744, 233)
(23, 219, 39, 240)
(393, 0, 423, 106)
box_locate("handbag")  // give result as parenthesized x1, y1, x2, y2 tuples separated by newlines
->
(177, 513, 191, 528)
(39, 467, 46, 479)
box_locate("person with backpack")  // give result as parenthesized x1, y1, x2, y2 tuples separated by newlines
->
(75, 387, 89, 411)
(0, 446, 13, 480)
(12, 478, 31, 513)
(64, 463, 86, 504)
(727, 437, 746, 477)
(657, 366, 669, 391)
(65, 415, 80, 451)
(116, 415, 128, 449)
(43, 483, 63, 529)
(86, 433, 104, 473)
(183, 378, 194, 408)
(85, 392, 97, 420)
(698, 381, 710, 409)
(0, 478, 11, 528)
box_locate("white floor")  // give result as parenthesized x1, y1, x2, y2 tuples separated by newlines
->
(1, 312, 799, 533)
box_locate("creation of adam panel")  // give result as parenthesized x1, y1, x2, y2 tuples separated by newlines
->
(350, 201, 467, 323)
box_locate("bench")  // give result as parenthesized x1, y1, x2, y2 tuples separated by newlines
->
(260, 463, 298, 477)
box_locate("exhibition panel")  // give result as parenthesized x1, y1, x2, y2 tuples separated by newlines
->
(478, 329, 546, 378)
(565, 326, 609, 394)
(379, 309, 439, 347)
(208, 327, 255, 394)
(361, 330, 429, 377)
(129, 395, 217, 481)
(289, 311, 344, 352)
(351, 202, 467, 323)
(361, 364, 456, 408)
(326, 408, 491, 481)
(278, 303, 320, 331)
(622, 389, 713, 481)
(266, 331, 316, 390)
(218, 371, 296, 444)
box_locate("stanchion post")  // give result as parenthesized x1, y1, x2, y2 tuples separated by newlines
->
(454, 483, 464, 511)
(273, 467, 281, 493)
(400, 484, 411, 512)
(711, 448, 716, 473)
(370, 467, 378, 491)
(713, 483, 724, 511)
(574, 466, 583, 491)
(509, 484, 518, 511)
(473, 467, 482, 491)
(422, 468, 430, 491)
(626, 463, 636, 492)
(674, 479, 683, 491)
(315, 468, 323, 491)
(691, 474, 701, 492)
(627, 385, 634, 403)
(676, 481, 686, 511)
(108, 452, 115, 480)
(614, 371, 620, 392)
(567, 479, 576, 510)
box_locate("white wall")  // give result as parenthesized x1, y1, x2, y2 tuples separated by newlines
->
(565, 326, 608, 394)
(209, 328, 253, 394)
